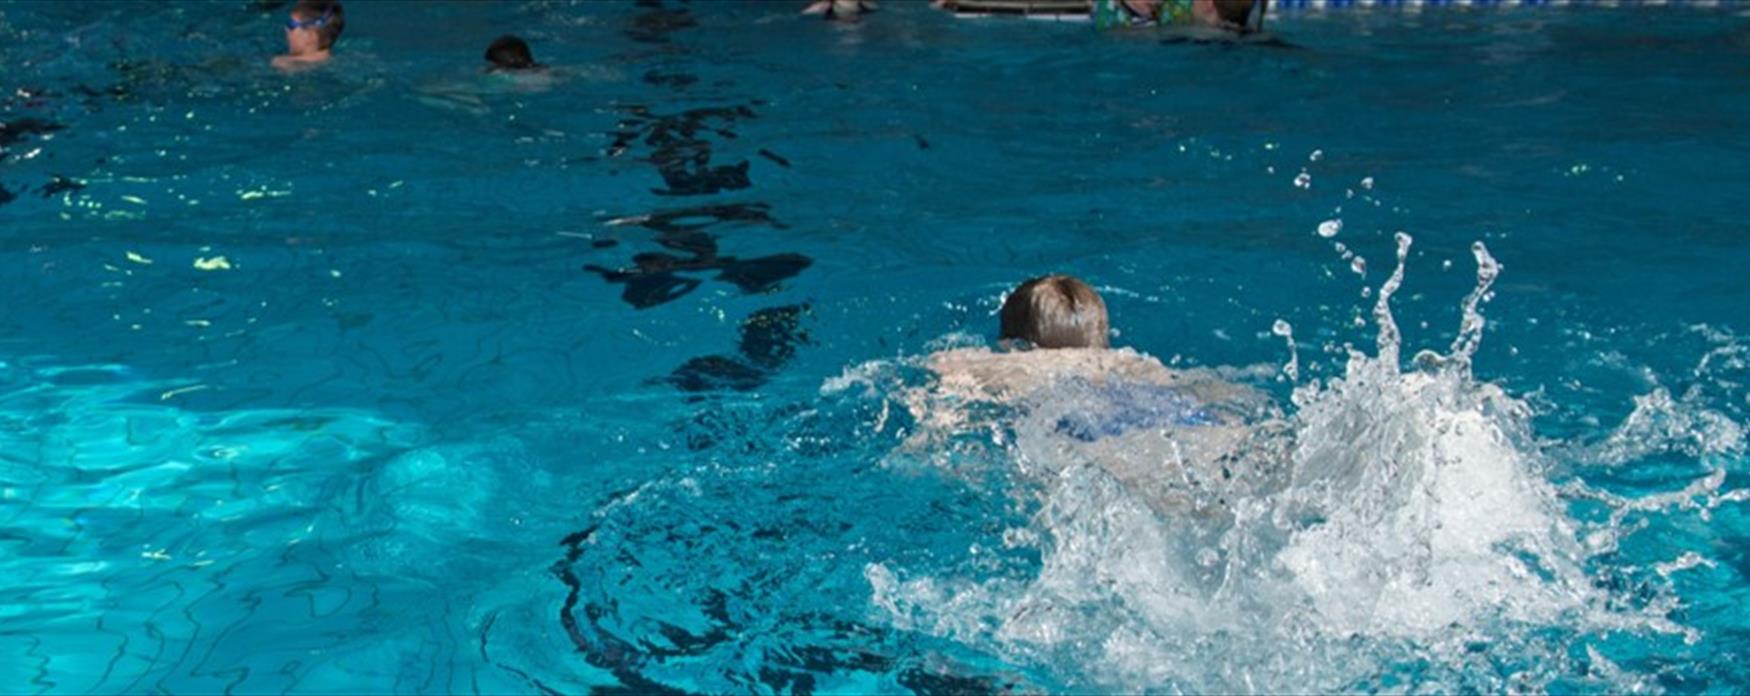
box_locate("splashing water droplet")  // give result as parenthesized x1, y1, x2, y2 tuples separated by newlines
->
(1447, 241, 1502, 370)
(1350, 256, 1368, 275)
(1273, 319, 1300, 380)
(1309, 149, 1324, 162)
(1317, 219, 1342, 238)
(1360, 176, 1375, 190)
(1371, 232, 1413, 372)
(1293, 172, 1312, 189)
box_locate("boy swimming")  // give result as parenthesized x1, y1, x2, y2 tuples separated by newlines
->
(481, 35, 558, 90)
(916, 275, 1279, 521)
(414, 35, 571, 114)
(484, 35, 544, 74)
(272, 0, 345, 71)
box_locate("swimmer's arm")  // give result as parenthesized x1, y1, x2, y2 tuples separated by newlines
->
(893, 349, 1036, 457)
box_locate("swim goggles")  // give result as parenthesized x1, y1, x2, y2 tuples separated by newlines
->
(285, 5, 334, 31)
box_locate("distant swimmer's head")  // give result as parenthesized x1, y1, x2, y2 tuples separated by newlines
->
(999, 275, 1111, 350)
(485, 35, 542, 72)
(284, 0, 345, 57)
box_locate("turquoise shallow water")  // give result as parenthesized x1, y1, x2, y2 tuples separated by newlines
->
(3, 1, 1749, 693)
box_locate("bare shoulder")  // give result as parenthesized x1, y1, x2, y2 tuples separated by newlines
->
(926, 347, 1185, 401)
(1079, 347, 1179, 384)
(272, 54, 328, 72)
(925, 347, 1027, 400)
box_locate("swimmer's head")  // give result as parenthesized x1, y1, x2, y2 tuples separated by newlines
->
(285, 0, 345, 55)
(1210, 0, 1256, 30)
(999, 275, 1110, 350)
(485, 35, 540, 72)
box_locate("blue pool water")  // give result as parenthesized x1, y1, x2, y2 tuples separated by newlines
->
(3, 1, 1749, 692)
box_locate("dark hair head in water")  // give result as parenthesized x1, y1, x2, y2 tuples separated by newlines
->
(485, 35, 539, 72)
(999, 275, 1110, 350)
(289, 0, 345, 50)
(1211, 0, 1256, 31)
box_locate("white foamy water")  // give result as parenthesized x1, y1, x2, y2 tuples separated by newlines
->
(855, 236, 1742, 692)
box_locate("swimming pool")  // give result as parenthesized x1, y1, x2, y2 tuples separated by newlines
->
(3, 0, 1748, 692)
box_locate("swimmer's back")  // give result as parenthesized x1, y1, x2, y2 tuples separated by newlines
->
(927, 346, 1256, 410)
(927, 345, 1280, 519)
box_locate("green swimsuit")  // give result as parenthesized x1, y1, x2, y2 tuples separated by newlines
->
(1093, 0, 1195, 28)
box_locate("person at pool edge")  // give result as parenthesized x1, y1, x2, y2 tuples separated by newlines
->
(273, 0, 345, 71)
(1099, 0, 1259, 31)
(802, 0, 879, 21)
(888, 0, 1259, 32)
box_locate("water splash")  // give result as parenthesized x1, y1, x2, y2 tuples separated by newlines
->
(540, 230, 1746, 694)
(858, 235, 1730, 693)
(1577, 386, 1745, 472)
